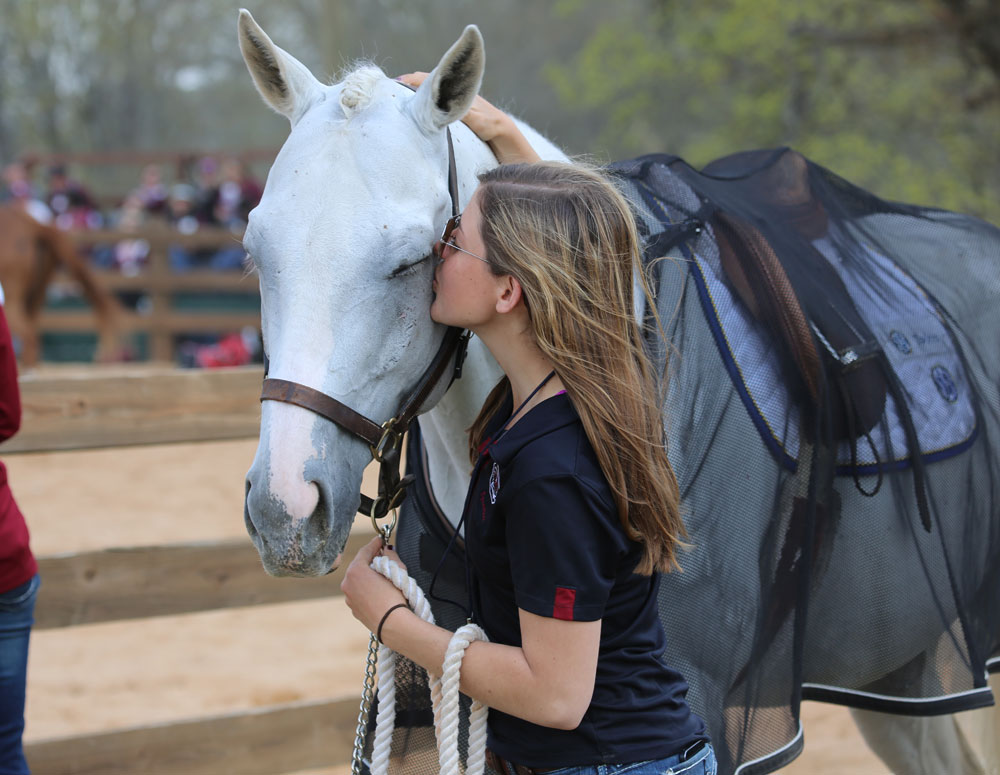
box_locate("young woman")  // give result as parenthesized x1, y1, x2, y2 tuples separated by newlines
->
(341, 83, 715, 775)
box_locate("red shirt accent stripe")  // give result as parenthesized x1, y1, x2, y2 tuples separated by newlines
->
(477, 435, 493, 457)
(553, 586, 576, 620)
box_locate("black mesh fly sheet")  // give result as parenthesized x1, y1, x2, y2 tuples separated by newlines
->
(361, 148, 1000, 775)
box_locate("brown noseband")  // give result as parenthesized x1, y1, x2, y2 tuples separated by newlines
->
(260, 122, 467, 523)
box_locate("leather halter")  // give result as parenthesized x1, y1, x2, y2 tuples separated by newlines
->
(260, 125, 470, 523)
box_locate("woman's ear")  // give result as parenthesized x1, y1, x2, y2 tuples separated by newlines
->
(495, 275, 523, 314)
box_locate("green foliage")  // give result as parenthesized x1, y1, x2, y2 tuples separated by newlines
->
(548, 0, 1000, 223)
(1, 0, 995, 224)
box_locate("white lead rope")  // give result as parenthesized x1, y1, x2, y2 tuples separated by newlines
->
(367, 555, 489, 775)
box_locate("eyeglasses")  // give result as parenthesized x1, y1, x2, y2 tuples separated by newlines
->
(436, 213, 488, 263)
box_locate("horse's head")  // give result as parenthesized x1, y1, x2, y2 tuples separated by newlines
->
(237, 10, 485, 576)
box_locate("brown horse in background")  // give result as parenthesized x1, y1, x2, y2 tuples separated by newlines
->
(0, 203, 122, 366)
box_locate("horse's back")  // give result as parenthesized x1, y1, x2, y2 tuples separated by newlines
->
(612, 150, 1000, 774)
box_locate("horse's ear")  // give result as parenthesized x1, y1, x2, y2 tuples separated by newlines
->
(238, 9, 323, 124)
(410, 25, 485, 132)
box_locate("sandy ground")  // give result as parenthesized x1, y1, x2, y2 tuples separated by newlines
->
(6, 438, 898, 774)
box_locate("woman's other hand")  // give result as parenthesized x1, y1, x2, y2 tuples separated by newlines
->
(340, 535, 408, 633)
(397, 72, 540, 164)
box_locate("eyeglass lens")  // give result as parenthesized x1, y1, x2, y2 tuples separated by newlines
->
(435, 214, 459, 259)
(441, 214, 461, 245)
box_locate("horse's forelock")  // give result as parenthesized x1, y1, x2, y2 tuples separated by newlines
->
(338, 65, 386, 117)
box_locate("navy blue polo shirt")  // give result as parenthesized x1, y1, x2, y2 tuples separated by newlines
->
(463, 391, 708, 769)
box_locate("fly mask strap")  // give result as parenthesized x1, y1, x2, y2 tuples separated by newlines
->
(260, 126, 467, 522)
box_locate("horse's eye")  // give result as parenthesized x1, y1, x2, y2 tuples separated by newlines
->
(388, 255, 432, 279)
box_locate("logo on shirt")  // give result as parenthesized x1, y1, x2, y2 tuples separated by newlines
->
(489, 461, 501, 504)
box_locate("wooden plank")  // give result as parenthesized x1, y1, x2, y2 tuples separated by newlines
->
(69, 225, 244, 250)
(37, 310, 261, 333)
(52, 270, 259, 292)
(23, 146, 276, 168)
(3, 365, 263, 453)
(33, 531, 367, 629)
(24, 697, 358, 775)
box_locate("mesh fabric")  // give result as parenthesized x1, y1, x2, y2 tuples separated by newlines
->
(360, 148, 1000, 775)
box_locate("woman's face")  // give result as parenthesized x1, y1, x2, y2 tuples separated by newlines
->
(430, 190, 504, 330)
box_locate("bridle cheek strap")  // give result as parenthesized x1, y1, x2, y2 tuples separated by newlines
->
(260, 379, 383, 447)
(260, 326, 468, 520)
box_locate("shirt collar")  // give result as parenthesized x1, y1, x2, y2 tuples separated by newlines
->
(487, 392, 578, 465)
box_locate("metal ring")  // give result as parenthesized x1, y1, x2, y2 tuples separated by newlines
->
(370, 507, 398, 542)
(387, 487, 407, 512)
(370, 420, 403, 463)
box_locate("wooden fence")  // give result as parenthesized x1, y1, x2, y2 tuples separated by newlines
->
(10, 365, 367, 775)
(43, 225, 260, 362)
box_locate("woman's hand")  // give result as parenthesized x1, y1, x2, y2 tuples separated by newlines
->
(397, 72, 541, 164)
(340, 535, 409, 633)
(342, 535, 599, 729)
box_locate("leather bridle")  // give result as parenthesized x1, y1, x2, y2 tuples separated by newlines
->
(260, 125, 470, 527)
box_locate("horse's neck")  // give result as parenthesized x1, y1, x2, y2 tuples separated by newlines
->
(420, 118, 567, 527)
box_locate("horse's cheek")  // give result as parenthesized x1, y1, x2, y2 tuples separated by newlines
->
(374, 298, 422, 376)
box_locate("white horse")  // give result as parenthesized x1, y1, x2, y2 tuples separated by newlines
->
(236, 11, 998, 774)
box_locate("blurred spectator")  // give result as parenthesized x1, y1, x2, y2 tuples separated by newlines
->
(110, 195, 150, 276)
(131, 164, 168, 217)
(178, 326, 262, 368)
(166, 184, 203, 272)
(85, 193, 150, 319)
(191, 156, 221, 226)
(199, 157, 262, 230)
(1, 162, 38, 202)
(1, 162, 52, 224)
(167, 184, 200, 235)
(46, 164, 102, 230)
(168, 177, 247, 272)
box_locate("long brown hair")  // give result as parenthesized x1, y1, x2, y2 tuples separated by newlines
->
(467, 162, 684, 574)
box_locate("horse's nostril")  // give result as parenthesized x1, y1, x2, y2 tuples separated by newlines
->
(309, 482, 329, 537)
(244, 479, 259, 540)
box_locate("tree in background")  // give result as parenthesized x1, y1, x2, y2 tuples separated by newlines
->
(547, 0, 1000, 221)
(1, 0, 995, 223)
(0, 0, 599, 185)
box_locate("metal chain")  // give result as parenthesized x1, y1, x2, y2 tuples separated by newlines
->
(350, 516, 397, 775)
(351, 631, 381, 775)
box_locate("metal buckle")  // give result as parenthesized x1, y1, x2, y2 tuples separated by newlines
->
(369, 485, 407, 520)
(370, 419, 403, 463)
(370, 506, 398, 542)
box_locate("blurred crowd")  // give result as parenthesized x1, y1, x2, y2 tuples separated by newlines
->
(0, 156, 262, 274)
(0, 157, 264, 366)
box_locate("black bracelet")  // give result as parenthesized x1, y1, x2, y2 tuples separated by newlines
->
(377, 602, 410, 644)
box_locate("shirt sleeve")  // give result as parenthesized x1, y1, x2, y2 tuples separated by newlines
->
(504, 474, 628, 622)
(0, 304, 21, 442)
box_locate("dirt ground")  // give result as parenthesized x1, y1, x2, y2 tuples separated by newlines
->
(8, 437, 895, 774)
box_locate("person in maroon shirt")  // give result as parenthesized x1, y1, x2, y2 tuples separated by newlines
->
(0, 288, 39, 775)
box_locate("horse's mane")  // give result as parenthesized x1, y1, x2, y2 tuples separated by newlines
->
(337, 64, 386, 117)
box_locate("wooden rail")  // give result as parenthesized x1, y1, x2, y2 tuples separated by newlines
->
(25, 699, 359, 775)
(21, 146, 276, 171)
(4, 364, 263, 453)
(33, 532, 368, 630)
(16, 366, 382, 774)
(42, 225, 259, 362)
